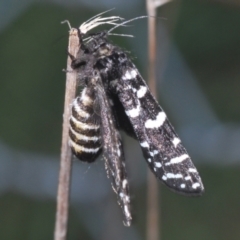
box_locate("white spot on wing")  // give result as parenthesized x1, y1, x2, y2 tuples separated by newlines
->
(122, 69, 137, 80)
(137, 86, 147, 98)
(140, 141, 149, 148)
(130, 69, 137, 78)
(166, 173, 183, 179)
(153, 150, 159, 155)
(145, 112, 166, 129)
(162, 175, 167, 181)
(189, 168, 197, 173)
(119, 192, 124, 198)
(185, 176, 191, 181)
(180, 184, 186, 188)
(165, 154, 189, 166)
(155, 162, 162, 168)
(124, 205, 131, 217)
(150, 150, 159, 156)
(117, 149, 121, 156)
(172, 137, 181, 148)
(192, 183, 201, 189)
(122, 179, 127, 189)
(132, 88, 137, 93)
(122, 71, 131, 80)
(125, 104, 141, 118)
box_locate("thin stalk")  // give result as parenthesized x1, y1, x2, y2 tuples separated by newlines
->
(145, 1, 172, 239)
(54, 28, 80, 240)
(146, 1, 160, 240)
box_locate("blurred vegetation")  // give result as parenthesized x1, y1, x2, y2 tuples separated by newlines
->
(166, 0, 240, 122)
(0, 193, 90, 240)
(1, 1, 240, 239)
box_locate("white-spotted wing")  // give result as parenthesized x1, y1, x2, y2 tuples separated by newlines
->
(95, 48, 204, 195)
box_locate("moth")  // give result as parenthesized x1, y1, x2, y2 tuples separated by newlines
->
(67, 13, 204, 226)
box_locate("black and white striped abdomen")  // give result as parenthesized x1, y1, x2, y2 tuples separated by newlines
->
(69, 87, 102, 162)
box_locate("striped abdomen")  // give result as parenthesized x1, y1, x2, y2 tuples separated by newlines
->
(69, 87, 102, 162)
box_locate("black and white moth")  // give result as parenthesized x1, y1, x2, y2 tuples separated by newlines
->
(67, 14, 204, 226)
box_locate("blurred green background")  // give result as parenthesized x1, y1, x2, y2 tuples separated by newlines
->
(1, 0, 240, 239)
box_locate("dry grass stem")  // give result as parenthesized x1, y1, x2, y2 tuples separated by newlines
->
(145, 0, 172, 239)
(146, 5, 161, 238)
(54, 28, 80, 240)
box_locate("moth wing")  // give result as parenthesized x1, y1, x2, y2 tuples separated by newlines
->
(113, 66, 204, 195)
(108, 93, 137, 139)
(95, 74, 132, 226)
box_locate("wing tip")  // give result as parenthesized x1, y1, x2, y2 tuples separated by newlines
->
(169, 182, 205, 197)
(123, 219, 132, 227)
(161, 176, 205, 196)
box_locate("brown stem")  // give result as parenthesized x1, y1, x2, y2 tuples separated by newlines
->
(54, 28, 80, 240)
(146, 0, 159, 240)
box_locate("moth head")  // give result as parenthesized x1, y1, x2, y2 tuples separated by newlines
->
(97, 41, 112, 57)
(83, 31, 113, 57)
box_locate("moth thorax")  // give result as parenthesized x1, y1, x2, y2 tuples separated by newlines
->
(98, 43, 113, 57)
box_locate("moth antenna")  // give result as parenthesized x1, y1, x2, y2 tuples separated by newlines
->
(108, 16, 148, 34)
(80, 16, 123, 34)
(82, 36, 92, 42)
(61, 20, 72, 30)
(108, 33, 134, 38)
(85, 38, 94, 44)
(82, 8, 116, 24)
(61, 10, 118, 32)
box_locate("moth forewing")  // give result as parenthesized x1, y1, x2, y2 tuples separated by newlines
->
(95, 74, 132, 226)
